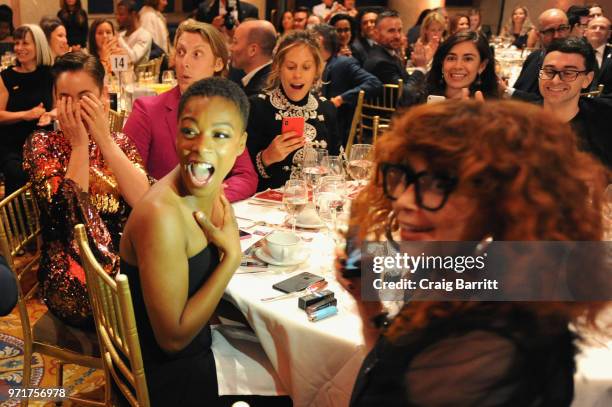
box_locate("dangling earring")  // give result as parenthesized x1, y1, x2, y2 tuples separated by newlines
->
(474, 72, 482, 87)
(385, 210, 400, 250)
(440, 69, 446, 87)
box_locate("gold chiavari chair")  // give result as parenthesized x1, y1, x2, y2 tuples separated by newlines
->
(135, 57, 163, 83)
(108, 109, 126, 134)
(76, 224, 150, 407)
(346, 80, 403, 158)
(581, 83, 605, 98)
(0, 185, 105, 407)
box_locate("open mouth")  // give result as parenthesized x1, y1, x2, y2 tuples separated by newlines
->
(448, 72, 468, 80)
(186, 162, 215, 187)
(289, 83, 305, 90)
(545, 86, 568, 94)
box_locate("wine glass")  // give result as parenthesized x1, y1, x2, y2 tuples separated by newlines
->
(316, 178, 347, 239)
(283, 179, 308, 232)
(162, 70, 176, 85)
(321, 155, 344, 178)
(347, 144, 373, 185)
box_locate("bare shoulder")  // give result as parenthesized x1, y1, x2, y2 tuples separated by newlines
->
(120, 181, 185, 262)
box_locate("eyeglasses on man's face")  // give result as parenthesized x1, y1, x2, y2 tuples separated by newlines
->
(539, 24, 570, 36)
(380, 162, 458, 211)
(538, 67, 588, 82)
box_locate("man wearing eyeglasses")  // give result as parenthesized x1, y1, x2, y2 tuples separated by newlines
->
(585, 16, 612, 95)
(539, 37, 612, 168)
(503, 8, 570, 101)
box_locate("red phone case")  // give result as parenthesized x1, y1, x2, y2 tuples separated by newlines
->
(281, 117, 305, 138)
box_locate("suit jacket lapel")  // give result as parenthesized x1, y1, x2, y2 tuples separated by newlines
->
(164, 87, 180, 149)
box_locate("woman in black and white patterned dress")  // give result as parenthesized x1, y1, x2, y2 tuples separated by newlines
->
(246, 30, 340, 191)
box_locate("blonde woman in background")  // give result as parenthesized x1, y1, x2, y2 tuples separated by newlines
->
(500, 5, 534, 49)
(413, 12, 446, 67)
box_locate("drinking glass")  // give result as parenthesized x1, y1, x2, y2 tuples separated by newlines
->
(316, 178, 347, 239)
(347, 144, 373, 185)
(283, 180, 309, 232)
(321, 155, 344, 178)
(302, 147, 328, 188)
(162, 70, 176, 85)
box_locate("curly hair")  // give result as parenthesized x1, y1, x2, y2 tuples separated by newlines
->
(265, 30, 323, 91)
(350, 100, 610, 337)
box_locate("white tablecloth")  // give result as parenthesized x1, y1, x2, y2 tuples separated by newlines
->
(226, 200, 367, 407)
(227, 199, 612, 407)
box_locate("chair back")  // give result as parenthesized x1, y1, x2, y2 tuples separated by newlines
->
(109, 109, 126, 134)
(75, 224, 150, 407)
(345, 90, 365, 159)
(359, 79, 403, 143)
(0, 184, 42, 360)
(135, 57, 163, 83)
(0, 183, 41, 297)
(581, 83, 605, 98)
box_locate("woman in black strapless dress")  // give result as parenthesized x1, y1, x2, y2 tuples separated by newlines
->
(119, 77, 249, 406)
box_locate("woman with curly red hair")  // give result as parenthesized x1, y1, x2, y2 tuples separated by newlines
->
(342, 100, 611, 406)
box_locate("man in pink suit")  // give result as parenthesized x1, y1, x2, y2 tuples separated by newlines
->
(123, 19, 257, 201)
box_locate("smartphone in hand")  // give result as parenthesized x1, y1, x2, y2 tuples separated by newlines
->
(281, 117, 305, 138)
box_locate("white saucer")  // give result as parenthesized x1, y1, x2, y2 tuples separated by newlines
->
(254, 248, 308, 266)
(294, 221, 325, 229)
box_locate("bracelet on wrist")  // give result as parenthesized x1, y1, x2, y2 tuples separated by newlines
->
(255, 151, 271, 179)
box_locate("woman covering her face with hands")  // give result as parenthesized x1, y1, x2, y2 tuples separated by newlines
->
(23, 52, 150, 327)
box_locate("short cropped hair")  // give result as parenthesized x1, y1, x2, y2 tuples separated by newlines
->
(178, 77, 250, 129)
(546, 36, 597, 73)
(310, 24, 339, 55)
(117, 0, 138, 13)
(376, 10, 400, 27)
(51, 51, 105, 90)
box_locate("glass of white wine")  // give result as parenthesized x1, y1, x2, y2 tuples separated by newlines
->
(283, 179, 309, 232)
(347, 144, 373, 186)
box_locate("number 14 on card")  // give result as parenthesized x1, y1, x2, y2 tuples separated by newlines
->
(111, 55, 128, 73)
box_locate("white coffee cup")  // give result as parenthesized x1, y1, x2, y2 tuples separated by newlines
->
(265, 231, 301, 262)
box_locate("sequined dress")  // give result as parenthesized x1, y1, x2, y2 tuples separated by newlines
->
(23, 130, 148, 327)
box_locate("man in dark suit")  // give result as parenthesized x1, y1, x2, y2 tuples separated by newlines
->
(503, 8, 570, 101)
(352, 8, 382, 65)
(363, 10, 426, 105)
(229, 19, 276, 97)
(312, 24, 382, 145)
(539, 37, 612, 169)
(585, 16, 612, 95)
(195, 0, 259, 29)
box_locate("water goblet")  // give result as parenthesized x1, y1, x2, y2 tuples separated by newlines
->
(347, 144, 373, 185)
(283, 180, 309, 232)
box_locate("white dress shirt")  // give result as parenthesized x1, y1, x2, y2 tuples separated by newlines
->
(312, 2, 336, 20)
(139, 5, 170, 54)
(241, 61, 272, 87)
(119, 27, 152, 65)
(595, 44, 606, 68)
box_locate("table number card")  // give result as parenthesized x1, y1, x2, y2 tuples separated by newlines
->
(110, 55, 128, 73)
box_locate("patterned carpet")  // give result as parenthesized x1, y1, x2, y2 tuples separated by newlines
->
(0, 260, 105, 406)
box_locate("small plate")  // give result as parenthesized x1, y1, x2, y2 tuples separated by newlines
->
(294, 221, 325, 229)
(255, 248, 309, 266)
